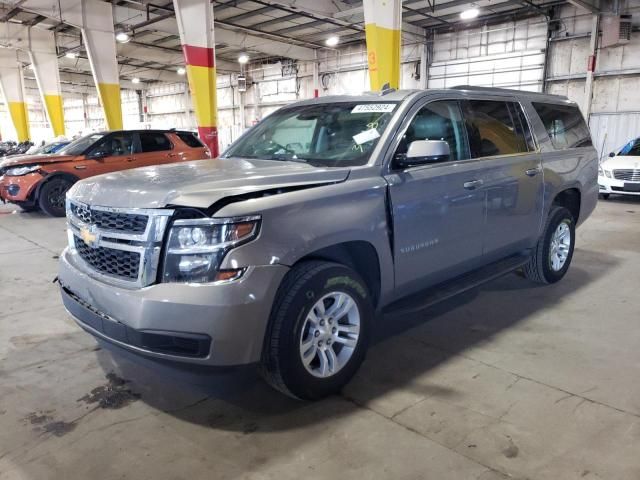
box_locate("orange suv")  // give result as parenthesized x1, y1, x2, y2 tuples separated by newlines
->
(0, 129, 210, 217)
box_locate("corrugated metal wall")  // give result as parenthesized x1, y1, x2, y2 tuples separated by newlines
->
(546, 2, 640, 157)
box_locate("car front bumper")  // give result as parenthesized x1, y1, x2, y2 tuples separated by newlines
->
(58, 247, 289, 366)
(0, 172, 42, 203)
(598, 175, 640, 196)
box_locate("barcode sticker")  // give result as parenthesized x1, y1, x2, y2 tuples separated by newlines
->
(351, 104, 395, 114)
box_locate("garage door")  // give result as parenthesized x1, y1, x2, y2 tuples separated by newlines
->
(428, 50, 546, 92)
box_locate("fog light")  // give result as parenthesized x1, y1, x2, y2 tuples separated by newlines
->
(7, 184, 20, 196)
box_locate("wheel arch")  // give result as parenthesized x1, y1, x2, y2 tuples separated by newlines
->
(295, 241, 382, 309)
(551, 187, 581, 223)
(33, 172, 80, 202)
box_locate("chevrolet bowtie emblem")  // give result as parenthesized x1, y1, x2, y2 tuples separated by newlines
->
(80, 225, 100, 248)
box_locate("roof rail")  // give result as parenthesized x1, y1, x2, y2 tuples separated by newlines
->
(450, 85, 567, 99)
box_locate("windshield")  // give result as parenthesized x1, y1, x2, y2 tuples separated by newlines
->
(59, 133, 106, 156)
(223, 102, 399, 167)
(618, 138, 640, 156)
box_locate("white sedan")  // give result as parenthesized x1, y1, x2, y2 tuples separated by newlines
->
(599, 137, 640, 199)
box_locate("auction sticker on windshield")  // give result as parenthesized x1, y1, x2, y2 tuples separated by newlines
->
(351, 104, 395, 114)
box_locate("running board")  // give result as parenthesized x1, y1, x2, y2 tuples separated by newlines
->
(383, 253, 530, 317)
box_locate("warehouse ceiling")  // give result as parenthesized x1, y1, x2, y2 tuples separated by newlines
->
(0, 0, 562, 87)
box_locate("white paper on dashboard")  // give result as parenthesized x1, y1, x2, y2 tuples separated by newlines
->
(353, 128, 381, 145)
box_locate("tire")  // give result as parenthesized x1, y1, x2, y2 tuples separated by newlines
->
(260, 260, 373, 400)
(38, 177, 74, 217)
(523, 206, 576, 284)
(600, 193, 610, 200)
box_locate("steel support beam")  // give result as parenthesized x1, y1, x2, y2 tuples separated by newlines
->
(0, 49, 30, 141)
(173, 0, 219, 156)
(566, 0, 600, 13)
(363, 0, 402, 90)
(583, 13, 599, 118)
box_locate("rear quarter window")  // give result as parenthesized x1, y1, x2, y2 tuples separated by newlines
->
(139, 132, 172, 152)
(176, 132, 205, 148)
(532, 102, 592, 150)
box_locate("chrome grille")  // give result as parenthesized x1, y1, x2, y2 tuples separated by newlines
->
(74, 236, 140, 280)
(66, 200, 173, 288)
(613, 169, 640, 182)
(70, 202, 148, 233)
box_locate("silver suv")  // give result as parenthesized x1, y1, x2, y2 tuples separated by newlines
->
(58, 86, 598, 399)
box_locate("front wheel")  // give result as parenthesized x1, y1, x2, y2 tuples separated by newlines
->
(38, 177, 74, 217)
(600, 193, 610, 200)
(260, 261, 373, 400)
(523, 206, 575, 284)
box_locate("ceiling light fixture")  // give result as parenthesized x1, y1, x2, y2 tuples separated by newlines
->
(65, 51, 78, 59)
(177, 67, 186, 75)
(115, 31, 131, 43)
(132, 77, 141, 84)
(460, 8, 479, 20)
(325, 36, 340, 47)
(238, 54, 249, 64)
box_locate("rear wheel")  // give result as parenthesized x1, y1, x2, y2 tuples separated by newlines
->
(260, 261, 373, 400)
(38, 177, 73, 217)
(523, 206, 575, 284)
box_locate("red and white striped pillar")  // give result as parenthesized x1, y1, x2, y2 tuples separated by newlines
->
(173, 0, 219, 157)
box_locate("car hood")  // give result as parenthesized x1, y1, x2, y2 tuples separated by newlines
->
(0, 153, 75, 168)
(68, 157, 351, 209)
(602, 155, 640, 170)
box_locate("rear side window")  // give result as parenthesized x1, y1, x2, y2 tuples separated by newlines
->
(139, 132, 172, 153)
(532, 103, 592, 149)
(177, 132, 204, 148)
(462, 100, 530, 158)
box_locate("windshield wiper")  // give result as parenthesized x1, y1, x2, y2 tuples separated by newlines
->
(266, 154, 309, 164)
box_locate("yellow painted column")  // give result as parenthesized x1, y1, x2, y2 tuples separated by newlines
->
(174, 0, 219, 156)
(0, 50, 30, 141)
(28, 28, 66, 137)
(363, 0, 402, 90)
(81, 1, 123, 130)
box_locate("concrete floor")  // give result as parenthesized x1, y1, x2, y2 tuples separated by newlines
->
(0, 197, 639, 480)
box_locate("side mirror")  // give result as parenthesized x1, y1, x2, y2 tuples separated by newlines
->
(608, 152, 616, 158)
(87, 150, 108, 160)
(396, 140, 450, 168)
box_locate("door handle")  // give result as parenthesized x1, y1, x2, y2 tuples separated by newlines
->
(463, 179, 483, 190)
(525, 168, 540, 177)
(126, 157, 135, 162)
(167, 153, 177, 158)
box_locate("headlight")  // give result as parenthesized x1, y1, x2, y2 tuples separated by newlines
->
(162, 215, 260, 283)
(5, 165, 41, 176)
(598, 165, 604, 176)
(605, 170, 612, 178)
